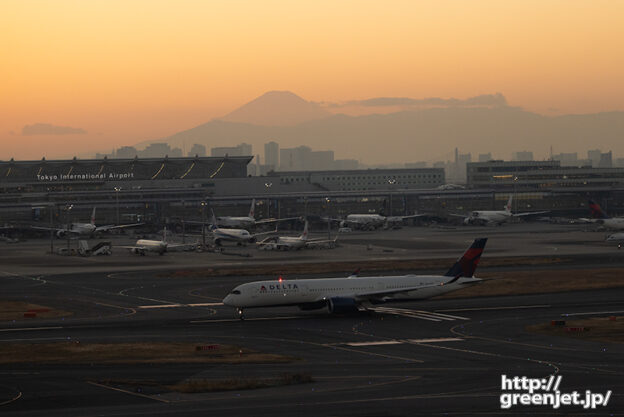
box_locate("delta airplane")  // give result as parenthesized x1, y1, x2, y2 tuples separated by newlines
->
(209, 210, 276, 246)
(223, 238, 487, 319)
(588, 200, 624, 230)
(451, 196, 548, 225)
(214, 199, 297, 228)
(32, 207, 143, 238)
(256, 220, 338, 250)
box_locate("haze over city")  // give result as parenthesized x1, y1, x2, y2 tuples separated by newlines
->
(2, 0, 624, 162)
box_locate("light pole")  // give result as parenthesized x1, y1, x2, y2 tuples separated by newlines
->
(264, 182, 273, 218)
(200, 200, 207, 246)
(114, 186, 122, 224)
(49, 203, 54, 254)
(325, 197, 331, 240)
(388, 178, 397, 216)
(65, 204, 73, 255)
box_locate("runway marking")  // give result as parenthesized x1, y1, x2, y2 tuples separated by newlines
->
(408, 337, 464, 343)
(94, 302, 136, 316)
(138, 302, 223, 309)
(87, 381, 170, 403)
(191, 316, 300, 323)
(345, 338, 463, 347)
(561, 309, 624, 317)
(0, 326, 63, 332)
(438, 304, 551, 312)
(0, 390, 22, 407)
(0, 337, 67, 342)
(346, 340, 403, 346)
(370, 307, 469, 321)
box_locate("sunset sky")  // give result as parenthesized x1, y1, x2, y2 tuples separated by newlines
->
(2, 0, 623, 160)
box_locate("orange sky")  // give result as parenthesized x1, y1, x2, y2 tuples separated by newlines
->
(2, 0, 623, 160)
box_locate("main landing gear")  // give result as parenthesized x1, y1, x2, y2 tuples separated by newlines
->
(237, 308, 245, 320)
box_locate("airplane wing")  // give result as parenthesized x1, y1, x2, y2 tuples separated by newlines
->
(251, 227, 278, 238)
(392, 214, 427, 220)
(255, 217, 300, 225)
(512, 210, 550, 217)
(351, 275, 467, 302)
(95, 223, 144, 232)
(448, 213, 468, 218)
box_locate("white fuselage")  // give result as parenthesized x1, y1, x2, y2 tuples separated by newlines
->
(212, 227, 254, 244)
(134, 239, 168, 254)
(466, 210, 511, 225)
(601, 218, 624, 230)
(216, 216, 256, 228)
(223, 275, 480, 308)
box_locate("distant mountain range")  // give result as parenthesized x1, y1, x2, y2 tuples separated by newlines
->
(142, 91, 624, 164)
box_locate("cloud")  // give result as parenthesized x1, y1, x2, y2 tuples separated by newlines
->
(319, 93, 508, 109)
(22, 123, 87, 135)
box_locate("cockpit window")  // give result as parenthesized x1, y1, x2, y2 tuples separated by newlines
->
(231, 290, 241, 295)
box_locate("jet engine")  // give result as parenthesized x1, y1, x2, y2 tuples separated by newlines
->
(326, 297, 359, 314)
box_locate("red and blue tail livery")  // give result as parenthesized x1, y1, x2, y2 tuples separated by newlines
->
(444, 238, 487, 279)
(589, 200, 610, 219)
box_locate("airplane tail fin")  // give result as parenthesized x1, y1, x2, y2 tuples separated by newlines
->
(209, 209, 218, 230)
(248, 199, 255, 218)
(504, 195, 513, 213)
(589, 200, 610, 219)
(301, 220, 309, 240)
(91, 207, 97, 225)
(444, 238, 487, 279)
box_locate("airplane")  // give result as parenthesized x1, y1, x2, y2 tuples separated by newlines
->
(223, 238, 487, 319)
(588, 200, 624, 230)
(208, 210, 277, 246)
(606, 232, 624, 248)
(256, 220, 338, 250)
(332, 213, 425, 231)
(451, 195, 548, 225)
(32, 207, 143, 238)
(120, 227, 193, 255)
(213, 199, 298, 228)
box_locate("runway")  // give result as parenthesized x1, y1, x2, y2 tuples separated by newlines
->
(1, 263, 623, 416)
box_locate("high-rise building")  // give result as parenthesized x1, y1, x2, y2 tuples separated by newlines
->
(588, 149, 601, 167)
(188, 144, 206, 157)
(264, 141, 279, 170)
(512, 151, 533, 161)
(211, 143, 253, 157)
(478, 153, 492, 162)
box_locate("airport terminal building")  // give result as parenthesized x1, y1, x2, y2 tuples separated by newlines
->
(2, 155, 624, 227)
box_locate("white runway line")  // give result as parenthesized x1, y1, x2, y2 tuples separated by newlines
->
(437, 304, 551, 313)
(370, 307, 468, 321)
(344, 338, 464, 347)
(138, 302, 223, 309)
(0, 326, 63, 332)
(346, 340, 403, 347)
(561, 309, 624, 317)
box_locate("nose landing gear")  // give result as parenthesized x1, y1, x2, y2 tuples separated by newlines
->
(237, 308, 245, 320)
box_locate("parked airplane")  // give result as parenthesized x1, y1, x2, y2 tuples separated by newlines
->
(588, 200, 624, 230)
(333, 213, 424, 231)
(451, 196, 548, 225)
(121, 228, 192, 255)
(256, 220, 338, 250)
(223, 238, 487, 319)
(209, 210, 276, 246)
(214, 199, 297, 228)
(32, 207, 143, 238)
(606, 232, 624, 248)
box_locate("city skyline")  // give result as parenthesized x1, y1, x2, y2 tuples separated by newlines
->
(2, 1, 624, 161)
